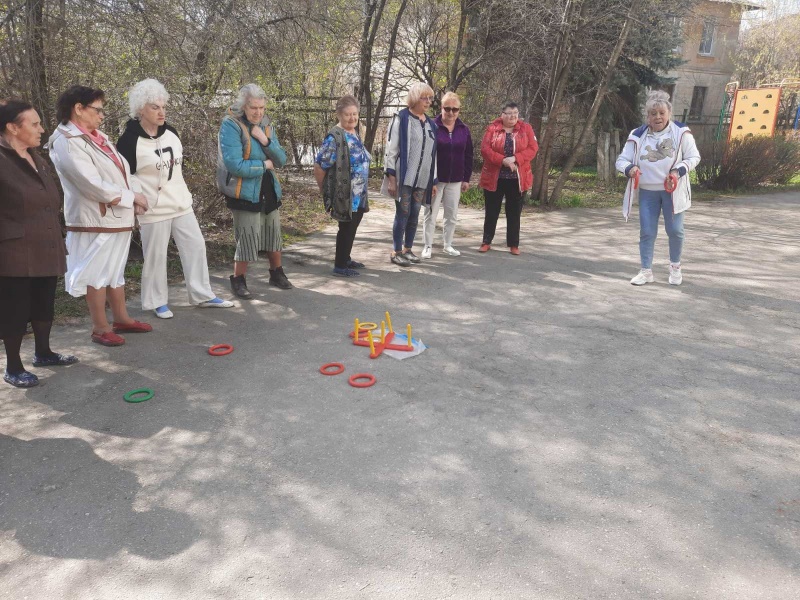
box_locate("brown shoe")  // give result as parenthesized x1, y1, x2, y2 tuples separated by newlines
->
(510, 247, 520, 255)
(478, 243, 491, 253)
(91, 331, 125, 346)
(230, 274, 252, 299)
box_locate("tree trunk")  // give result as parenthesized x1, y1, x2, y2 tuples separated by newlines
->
(532, 0, 587, 206)
(26, 0, 50, 130)
(548, 0, 640, 206)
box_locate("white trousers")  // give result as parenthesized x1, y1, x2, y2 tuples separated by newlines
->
(139, 212, 215, 310)
(422, 181, 461, 248)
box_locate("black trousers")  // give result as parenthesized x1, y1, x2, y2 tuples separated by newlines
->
(0, 276, 57, 338)
(334, 210, 365, 268)
(483, 178, 523, 247)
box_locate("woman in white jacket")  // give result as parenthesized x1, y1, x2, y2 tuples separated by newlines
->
(616, 90, 700, 286)
(49, 86, 152, 347)
(117, 79, 233, 319)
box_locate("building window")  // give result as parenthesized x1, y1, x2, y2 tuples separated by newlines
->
(689, 86, 707, 119)
(699, 20, 714, 55)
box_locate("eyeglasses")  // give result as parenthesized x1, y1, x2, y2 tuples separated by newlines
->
(443, 107, 460, 113)
(502, 112, 519, 118)
(421, 96, 434, 102)
(84, 105, 106, 116)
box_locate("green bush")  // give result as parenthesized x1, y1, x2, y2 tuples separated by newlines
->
(697, 135, 800, 191)
(769, 136, 800, 185)
(460, 186, 485, 208)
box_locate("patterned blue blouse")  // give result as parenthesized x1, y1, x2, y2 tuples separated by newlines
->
(315, 131, 371, 212)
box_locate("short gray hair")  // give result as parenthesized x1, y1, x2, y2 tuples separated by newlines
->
(645, 90, 672, 115)
(128, 78, 169, 119)
(231, 84, 268, 117)
(406, 82, 434, 107)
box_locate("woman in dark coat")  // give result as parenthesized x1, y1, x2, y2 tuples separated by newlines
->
(0, 100, 76, 388)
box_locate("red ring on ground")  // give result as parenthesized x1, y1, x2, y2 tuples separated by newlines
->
(208, 343, 234, 356)
(349, 373, 376, 388)
(319, 362, 345, 376)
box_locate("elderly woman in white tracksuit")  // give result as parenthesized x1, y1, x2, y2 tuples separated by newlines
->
(616, 90, 701, 286)
(117, 79, 233, 318)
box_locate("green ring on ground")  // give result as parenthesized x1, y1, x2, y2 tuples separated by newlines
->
(124, 388, 154, 403)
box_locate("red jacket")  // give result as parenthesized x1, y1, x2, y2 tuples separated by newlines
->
(479, 118, 539, 192)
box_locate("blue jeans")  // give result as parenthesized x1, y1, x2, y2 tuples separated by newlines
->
(393, 185, 424, 251)
(639, 189, 684, 269)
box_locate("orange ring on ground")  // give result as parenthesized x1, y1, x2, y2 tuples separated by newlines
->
(320, 362, 345, 376)
(208, 343, 234, 356)
(349, 373, 376, 388)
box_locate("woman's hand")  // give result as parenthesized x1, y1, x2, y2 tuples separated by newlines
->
(252, 126, 270, 146)
(628, 166, 640, 179)
(664, 170, 679, 193)
(502, 156, 516, 168)
(461, 181, 470, 192)
(133, 193, 149, 215)
(387, 174, 397, 197)
(264, 159, 274, 171)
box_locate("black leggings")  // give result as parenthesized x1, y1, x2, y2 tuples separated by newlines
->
(334, 210, 365, 268)
(1, 276, 57, 374)
(483, 178, 523, 247)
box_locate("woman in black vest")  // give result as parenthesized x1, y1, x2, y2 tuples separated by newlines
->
(313, 95, 371, 277)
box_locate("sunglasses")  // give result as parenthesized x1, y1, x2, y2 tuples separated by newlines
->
(443, 107, 460, 113)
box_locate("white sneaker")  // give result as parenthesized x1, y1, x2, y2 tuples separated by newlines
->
(669, 264, 683, 285)
(630, 269, 654, 286)
(421, 246, 432, 259)
(443, 246, 461, 256)
(199, 297, 235, 308)
(154, 305, 174, 319)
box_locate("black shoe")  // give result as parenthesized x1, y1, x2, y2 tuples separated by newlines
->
(269, 267, 293, 289)
(230, 274, 252, 299)
(33, 353, 79, 367)
(391, 252, 411, 267)
(347, 259, 365, 269)
(403, 250, 421, 264)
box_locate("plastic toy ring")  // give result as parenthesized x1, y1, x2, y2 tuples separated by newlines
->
(124, 388, 154, 403)
(320, 362, 345, 376)
(349, 373, 376, 388)
(208, 343, 234, 356)
(356, 322, 377, 331)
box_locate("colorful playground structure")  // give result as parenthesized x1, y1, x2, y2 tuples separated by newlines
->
(349, 311, 415, 359)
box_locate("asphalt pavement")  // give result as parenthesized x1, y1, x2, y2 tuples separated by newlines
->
(1, 190, 799, 599)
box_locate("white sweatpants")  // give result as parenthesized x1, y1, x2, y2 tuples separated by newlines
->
(421, 181, 461, 248)
(139, 212, 215, 310)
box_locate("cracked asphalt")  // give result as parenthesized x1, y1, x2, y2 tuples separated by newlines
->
(1, 190, 798, 599)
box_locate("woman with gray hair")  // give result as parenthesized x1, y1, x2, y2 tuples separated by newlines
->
(381, 81, 438, 267)
(616, 90, 700, 286)
(217, 83, 290, 297)
(117, 78, 233, 318)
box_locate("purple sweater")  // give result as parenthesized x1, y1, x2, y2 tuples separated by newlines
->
(434, 115, 473, 183)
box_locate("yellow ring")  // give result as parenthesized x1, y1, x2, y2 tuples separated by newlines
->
(357, 322, 377, 331)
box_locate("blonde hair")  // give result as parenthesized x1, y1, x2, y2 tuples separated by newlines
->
(645, 90, 672, 115)
(406, 82, 434, 107)
(441, 91, 460, 106)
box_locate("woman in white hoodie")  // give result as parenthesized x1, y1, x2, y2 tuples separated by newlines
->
(117, 79, 233, 319)
(616, 90, 701, 286)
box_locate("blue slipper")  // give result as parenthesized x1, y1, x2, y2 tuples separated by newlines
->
(4, 370, 39, 388)
(332, 267, 360, 277)
(33, 353, 79, 367)
(347, 260, 365, 269)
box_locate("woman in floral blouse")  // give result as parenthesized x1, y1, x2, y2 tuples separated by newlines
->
(314, 95, 371, 277)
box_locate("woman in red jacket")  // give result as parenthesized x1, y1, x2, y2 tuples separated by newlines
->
(478, 102, 539, 255)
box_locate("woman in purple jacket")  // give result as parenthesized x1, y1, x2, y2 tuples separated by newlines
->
(421, 92, 473, 258)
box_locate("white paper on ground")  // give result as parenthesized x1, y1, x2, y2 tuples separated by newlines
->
(383, 334, 427, 360)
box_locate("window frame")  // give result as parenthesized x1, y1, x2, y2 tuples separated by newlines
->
(698, 19, 715, 56)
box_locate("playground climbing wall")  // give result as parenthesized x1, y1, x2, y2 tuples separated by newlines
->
(729, 87, 782, 140)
